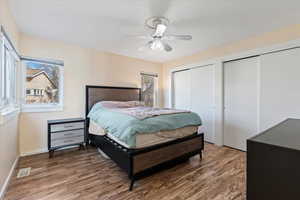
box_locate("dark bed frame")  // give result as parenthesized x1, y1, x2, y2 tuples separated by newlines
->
(85, 85, 204, 191)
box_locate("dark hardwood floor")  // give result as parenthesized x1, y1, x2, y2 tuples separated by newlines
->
(4, 143, 245, 200)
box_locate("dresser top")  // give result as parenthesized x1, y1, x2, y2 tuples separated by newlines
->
(48, 118, 85, 124)
(249, 118, 300, 151)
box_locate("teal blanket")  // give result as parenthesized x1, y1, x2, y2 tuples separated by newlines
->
(88, 104, 202, 148)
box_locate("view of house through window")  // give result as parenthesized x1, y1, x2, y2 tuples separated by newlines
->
(141, 73, 158, 107)
(24, 61, 60, 104)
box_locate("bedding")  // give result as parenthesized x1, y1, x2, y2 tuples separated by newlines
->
(89, 120, 199, 148)
(111, 106, 190, 120)
(88, 102, 202, 148)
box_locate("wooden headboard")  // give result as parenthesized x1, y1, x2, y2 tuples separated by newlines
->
(85, 85, 141, 118)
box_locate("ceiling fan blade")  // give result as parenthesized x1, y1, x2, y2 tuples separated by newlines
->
(162, 42, 172, 52)
(164, 35, 192, 41)
(127, 34, 152, 40)
(138, 41, 153, 51)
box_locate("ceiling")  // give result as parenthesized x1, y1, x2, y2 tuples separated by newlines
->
(9, 0, 300, 63)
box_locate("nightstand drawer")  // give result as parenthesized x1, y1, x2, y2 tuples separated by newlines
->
(50, 122, 84, 132)
(51, 129, 84, 141)
(51, 136, 84, 147)
(48, 118, 86, 158)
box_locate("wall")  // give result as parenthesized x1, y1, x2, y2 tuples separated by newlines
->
(0, 0, 20, 198)
(163, 23, 300, 106)
(16, 23, 300, 154)
(19, 34, 163, 155)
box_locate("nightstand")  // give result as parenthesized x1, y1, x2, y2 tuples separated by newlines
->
(48, 118, 86, 158)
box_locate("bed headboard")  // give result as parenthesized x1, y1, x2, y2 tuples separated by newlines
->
(85, 85, 141, 118)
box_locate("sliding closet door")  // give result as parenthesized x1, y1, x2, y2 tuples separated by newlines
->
(190, 65, 215, 143)
(224, 57, 259, 151)
(173, 70, 191, 110)
(260, 48, 300, 131)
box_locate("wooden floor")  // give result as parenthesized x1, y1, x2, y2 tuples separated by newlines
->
(4, 143, 246, 200)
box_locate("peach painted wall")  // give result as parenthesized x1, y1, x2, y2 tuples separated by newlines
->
(19, 34, 163, 155)
(0, 0, 20, 197)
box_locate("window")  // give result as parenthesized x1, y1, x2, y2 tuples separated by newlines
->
(21, 58, 64, 112)
(141, 72, 158, 107)
(26, 89, 44, 97)
(0, 27, 19, 113)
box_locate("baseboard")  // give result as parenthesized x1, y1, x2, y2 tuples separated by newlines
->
(0, 156, 19, 200)
(20, 148, 48, 157)
(20, 145, 80, 157)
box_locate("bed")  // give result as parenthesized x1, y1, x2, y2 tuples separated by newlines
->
(85, 85, 204, 191)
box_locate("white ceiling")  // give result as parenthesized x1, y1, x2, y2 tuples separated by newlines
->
(9, 0, 300, 62)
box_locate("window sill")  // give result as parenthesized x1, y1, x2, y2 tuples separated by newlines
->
(21, 105, 63, 113)
(0, 107, 20, 125)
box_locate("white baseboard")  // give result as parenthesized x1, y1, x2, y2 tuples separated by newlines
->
(20, 148, 48, 157)
(0, 156, 19, 200)
(20, 145, 80, 157)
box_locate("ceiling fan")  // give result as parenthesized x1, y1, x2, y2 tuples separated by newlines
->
(133, 17, 192, 52)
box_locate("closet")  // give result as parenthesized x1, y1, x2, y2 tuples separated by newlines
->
(173, 65, 215, 143)
(224, 57, 259, 151)
(173, 69, 191, 110)
(259, 48, 300, 131)
(224, 47, 300, 151)
(172, 47, 300, 151)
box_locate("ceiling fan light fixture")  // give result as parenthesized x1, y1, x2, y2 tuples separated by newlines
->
(135, 16, 192, 52)
(154, 24, 167, 37)
(150, 39, 164, 51)
(145, 16, 169, 30)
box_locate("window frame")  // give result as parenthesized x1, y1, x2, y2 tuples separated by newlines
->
(21, 57, 64, 113)
(0, 26, 21, 124)
(140, 72, 159, 107)
(0, 29, 20, 110)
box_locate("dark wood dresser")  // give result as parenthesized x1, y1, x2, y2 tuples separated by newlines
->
(247, 118, 300, 200)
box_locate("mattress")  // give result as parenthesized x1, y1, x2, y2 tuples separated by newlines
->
(89, 120, 200, 149)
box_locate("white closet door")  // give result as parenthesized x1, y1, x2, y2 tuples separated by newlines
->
(173, 70, 191, 110)
(224, 57, 259, 151)
(190, 65, 215, 143)
(260, 48, 300, 131)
